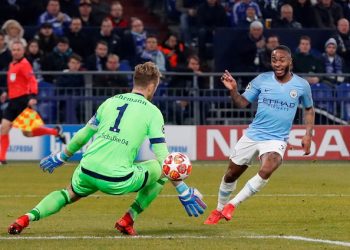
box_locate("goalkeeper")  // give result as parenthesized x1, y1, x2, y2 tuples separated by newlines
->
(8, 62, 206, 236)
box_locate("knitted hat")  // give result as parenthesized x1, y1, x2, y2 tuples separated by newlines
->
(325, 38, 337, 48)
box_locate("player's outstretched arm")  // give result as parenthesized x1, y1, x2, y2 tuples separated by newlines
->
(40, 125, 97, 173)
(221, 70, 249, 108)
(301, 107, 315, 155)
(172, 181, 207, 217)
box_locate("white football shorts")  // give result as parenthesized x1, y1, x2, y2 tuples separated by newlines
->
(229, 134, 287, 166)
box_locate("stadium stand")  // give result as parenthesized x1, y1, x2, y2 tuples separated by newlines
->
(310, 82, 335, 114)
(0, 0, 350, 125)
(336, 82, 350, 121)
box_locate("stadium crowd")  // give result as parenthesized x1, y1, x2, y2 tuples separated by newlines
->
(0, 0, 349, 123)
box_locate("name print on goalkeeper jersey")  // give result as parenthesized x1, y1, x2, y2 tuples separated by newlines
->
(80, 92, 166, 178)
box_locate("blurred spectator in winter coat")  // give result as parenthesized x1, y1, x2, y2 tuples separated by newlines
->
(38, 0, 72, 36)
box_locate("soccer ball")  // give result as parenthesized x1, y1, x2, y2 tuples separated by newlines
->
(162, 152, 192, 181)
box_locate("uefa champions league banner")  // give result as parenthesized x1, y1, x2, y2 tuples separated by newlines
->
(7, 125, 87, 161)
(7, 129, 43, 160)
(137, 125, 197, 161)
(7, 125, 197, 161)
(196, 125, 350, 161)
(6, 125, 350, 161)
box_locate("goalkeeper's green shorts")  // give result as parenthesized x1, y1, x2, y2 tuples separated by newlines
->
(70, 160, 162, 196)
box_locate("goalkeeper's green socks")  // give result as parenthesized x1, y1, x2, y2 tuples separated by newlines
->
(26, 189, 71, 221)
(129, 177, 168, 220)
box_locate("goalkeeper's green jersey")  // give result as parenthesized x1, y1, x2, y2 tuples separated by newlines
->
(80, 92, 166, 177)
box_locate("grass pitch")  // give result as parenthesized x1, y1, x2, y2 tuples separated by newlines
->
(0, 161, 349, 250)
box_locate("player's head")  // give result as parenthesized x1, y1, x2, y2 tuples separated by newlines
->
(271, 45, 292, 79)
(133, 62, 162, 100)
(10, 40, 25, 61)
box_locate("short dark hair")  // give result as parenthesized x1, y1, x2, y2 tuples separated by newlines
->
(146, 34, 158, 40)
(272, 45, 291, 55)
(300, 35, 311, 42)
(267, 34, 280, 42)
(69, 53, 82, 62)
(95, 40, 108, 48)
(57, 36, 69, 45)
(0, 30, 5, 37)
(187, 54, 200, 63)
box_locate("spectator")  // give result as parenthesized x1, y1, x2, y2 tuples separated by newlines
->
(259, 34, 280, 71)
(138, 35, 167, 71)
(56, 53, 85, 123)
(232, 0, 262, 26)
(107, 1, 128, 29)
(271, 4, 302, 29)
(158, 33, 187, 70)
(85, 40, 108, 70)
(91, 0, 110, 26)
(25, 39, 44, 82)
(94, 53, 129, 95)
(42, 36, 73, 82)
(293, 35, 324, 84)
(65, 17, 92, 59)
(197, 0, 228, 61)
(256, 0, 283, 20)
(236, 4, 261, 29)
(121, 17, 147, 67)
(38, 0, 72, 37)
(78, 0, 100, 27)
(333, 18, 350, 72)
(169, 54, 207, 90)
(57, 53, 84, 88)
(168, 55, 208, 124)
(34, 22, 58, 56)
(289, 0, 316, 28)
(176, 0, 204, 46)
(321, 38, 345, 85)
(1, 19, 27, 48)
(234, 21, 265, 74)
(95, 18, 122, 56)
(313, 0, 343, 29)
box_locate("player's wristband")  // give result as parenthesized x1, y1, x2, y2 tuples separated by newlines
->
(176, 182, 189, 194)
(59, 151, 70, 162)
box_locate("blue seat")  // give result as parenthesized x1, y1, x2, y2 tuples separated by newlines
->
(37, 81, 57, 123)
(310, 83, 335, 114)
(336, 83, 350, 121)
(119, 60, 133, 85)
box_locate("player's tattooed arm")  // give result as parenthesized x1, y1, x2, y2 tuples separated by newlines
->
(229, 90, 250, 108)
(302, 107, 315, 155)
(304, 107, 315, 136)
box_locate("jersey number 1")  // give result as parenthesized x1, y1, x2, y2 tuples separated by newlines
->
(109, 104, 128, 133)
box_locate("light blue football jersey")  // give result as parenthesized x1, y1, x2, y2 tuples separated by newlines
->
(242, 72, 313, 141)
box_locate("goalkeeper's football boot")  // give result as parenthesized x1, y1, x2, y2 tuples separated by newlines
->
(55, 125, 67, 144)
(204, 209, 225, 224)
(221, 203, 235, 221)
(8, 215, 29, 234)
(115, 213, 137, 236)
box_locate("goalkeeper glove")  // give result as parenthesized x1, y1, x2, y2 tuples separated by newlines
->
(40, 151, 69, 173)
(178, 187, 207, 217)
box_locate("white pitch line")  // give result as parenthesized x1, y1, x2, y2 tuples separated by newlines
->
(0, 235, 349, 247)
(0, 194, 349, 198)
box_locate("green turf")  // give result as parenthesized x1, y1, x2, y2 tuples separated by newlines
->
(0, 161, 349, 250)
